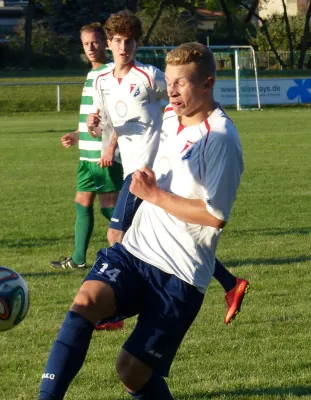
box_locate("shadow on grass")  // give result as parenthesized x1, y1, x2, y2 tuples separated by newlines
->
(230, 227, 311, 236)
(21, 270, 87, 278)
(0, 237, 74, 248)
(177, 385, 311, 399)
(224, 255, 311, 268)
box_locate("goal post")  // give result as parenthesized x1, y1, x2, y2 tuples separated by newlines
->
(133, 44, 261, 111)
(211, 45, 261, 111)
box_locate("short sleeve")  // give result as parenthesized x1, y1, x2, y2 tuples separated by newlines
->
(202, 122, 244, 221)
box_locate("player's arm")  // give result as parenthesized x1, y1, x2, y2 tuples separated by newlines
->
(98, 130, 118, 168)
(86, 110, 102, 138)
(130, 166, 225, 229)
(61, 129, 79, 148)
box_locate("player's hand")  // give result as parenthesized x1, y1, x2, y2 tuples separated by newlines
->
(97, 148, 114, 168)
(61, 132, 78, 148)
(130, 165, 159, 203)
(87, 109, 100, 130)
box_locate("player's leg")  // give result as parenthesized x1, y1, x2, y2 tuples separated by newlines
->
(117, 350, 173, 399)
(116, 263, 204, 399)
(107, 173, 142, 246)
(50, 161, 96, 269)
(38, 279, 116, 400)
(39, 244, 143, 400)
(94, 161, 123, 222)
(213, 258, 249, 325)
(95, 162, 125, 330)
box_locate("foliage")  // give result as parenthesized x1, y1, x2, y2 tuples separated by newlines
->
(249, 12, 311, 52)
(11, 21, 73, 58)
(210, 8, 256, 45)
(137, 5, 197, 46)
(7, 20, 78, 68)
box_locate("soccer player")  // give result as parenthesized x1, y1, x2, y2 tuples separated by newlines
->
(49, 23, 123, 272)
(88, 11, 249, 326)
(38, 42, 244, 400)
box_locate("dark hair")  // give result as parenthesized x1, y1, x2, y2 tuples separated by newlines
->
(104, 10, 142, 42)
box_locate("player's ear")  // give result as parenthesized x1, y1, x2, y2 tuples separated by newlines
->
(203, 76, 215, 91)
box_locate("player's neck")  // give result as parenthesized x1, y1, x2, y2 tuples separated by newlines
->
(91, 61, 104, 70)
(180, 101, 218, 127)
(113, 60, 134, 78)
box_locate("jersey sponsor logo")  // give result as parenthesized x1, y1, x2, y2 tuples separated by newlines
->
(115, 100, 128, 118)
(101, 88, 110, 96)
(42, 373, 55, 380)
(111, 217, 119, 222)
(130, 84, 136, 93)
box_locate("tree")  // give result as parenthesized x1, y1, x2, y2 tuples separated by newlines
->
(138, 4, 197, 46)
(23, 0, 35, 69)
(298, 2, 311, 69)
(239, 0, 311, 69)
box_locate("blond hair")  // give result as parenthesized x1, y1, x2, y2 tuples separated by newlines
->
(166, 42, 216, 79)
(104, 10, 142, 42)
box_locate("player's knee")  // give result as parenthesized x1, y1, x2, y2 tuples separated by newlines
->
(70, 283, 104, 324)
(116, 350, 151, 392)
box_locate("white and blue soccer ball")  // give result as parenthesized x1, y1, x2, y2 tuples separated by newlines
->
(0, 267, 30, 331)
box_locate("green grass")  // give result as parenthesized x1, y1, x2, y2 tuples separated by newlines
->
(0, 109, 311, 399)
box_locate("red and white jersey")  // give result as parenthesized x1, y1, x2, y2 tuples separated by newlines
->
(93, 61, 167, 178)
(123, 104, 244, 293)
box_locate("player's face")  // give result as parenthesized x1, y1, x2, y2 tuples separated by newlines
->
(165, 63, 212, 117)
(107, 34, 136, 67)
(81, 31, 105, 63)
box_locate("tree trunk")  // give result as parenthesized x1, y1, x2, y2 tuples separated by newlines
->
(219, 0, 235, 45)
(281, 0, 294, 68)
(23, 0, 35, 69)
(239, 1, 287, 70)
(143, 0, 168, 46)
(218, 0, 236, 69)
(298, 2, 311, 69)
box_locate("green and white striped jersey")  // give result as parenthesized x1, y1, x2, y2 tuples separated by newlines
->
(78, 64, 111, 162)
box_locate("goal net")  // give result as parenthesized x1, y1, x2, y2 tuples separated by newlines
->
(132, 45, 261, 111)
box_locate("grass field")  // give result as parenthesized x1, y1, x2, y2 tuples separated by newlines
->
(0, 109, 311, 400)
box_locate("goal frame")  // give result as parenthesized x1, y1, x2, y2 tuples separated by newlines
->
(136, 45, 262, 111)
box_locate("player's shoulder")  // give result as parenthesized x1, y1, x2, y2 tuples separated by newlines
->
(207, 106, 241, 148)
(132, 61, 163, 84)
(93, 63, 114, 89)
(209, 106, 236, 134)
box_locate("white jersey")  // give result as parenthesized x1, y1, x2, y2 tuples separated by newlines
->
(123, 105, 244, 293)
(93, 61, 167, 178)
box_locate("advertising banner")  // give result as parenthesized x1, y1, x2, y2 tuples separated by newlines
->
(214, 78, 311, 106)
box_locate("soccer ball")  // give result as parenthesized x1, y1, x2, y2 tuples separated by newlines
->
(0, 267, 30, 332)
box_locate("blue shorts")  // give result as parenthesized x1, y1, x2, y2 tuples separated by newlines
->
(109, 173, 142, 232)
(84, 243, 204, 376)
